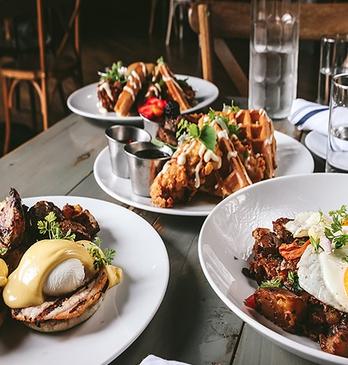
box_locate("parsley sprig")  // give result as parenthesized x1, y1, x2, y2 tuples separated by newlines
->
(37, 212, 76, 241)
(222, 100, 241, 113)
(324, 205, 348, 249)
(260, 277, 282, 289)
(0, 247, 8, 256)
(287, 271, 301, 291)
(208, 109, 240, 137)
(100, 61, 127, 83)
(88, 237, 116, 270)
(176, 118, 217, 151)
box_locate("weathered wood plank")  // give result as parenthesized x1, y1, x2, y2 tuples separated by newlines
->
(0, 114, 106, 197)
(233, 324, 316, 365)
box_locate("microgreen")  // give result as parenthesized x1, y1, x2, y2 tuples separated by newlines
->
(208, 108, 240, 137)
(325, 205, 348, 249)
(0, 247, 8, 256)
(157, 56, 165, 64)
(260, 277, 282, 289)
(37, 212, 76, 241)
(222, 100, 241, 113)
(100, 61, 127, 83)
(287, 271, 301, 291)
(176, 118, 217, 151)
(309, 236, 321, 252)
(87, 237, 116, 270)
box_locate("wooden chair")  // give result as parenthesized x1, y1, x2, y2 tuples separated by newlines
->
(0, 0, 82, 155)
(188, 1, 348, 97)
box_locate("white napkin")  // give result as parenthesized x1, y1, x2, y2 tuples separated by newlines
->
(139, 355, 190, 365)
(289, 99, 330, 135)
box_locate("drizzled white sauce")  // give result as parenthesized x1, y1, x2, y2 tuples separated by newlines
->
(227, 151, 237, 160)
(236, 110, 243, 118)
(97, 101, 107, 114)
(195, 160, 203, 188)
(141, 62, 146, 76)
(176, 141, 196, 165)
(162, 75, 172, 82)
(124, 86, 135, 101)
(129, 70, 141, 89)
(265, 136, 273, 145)
(217, 130, 229, 140)
(98, 81, 113, 100)
(204, 149, 220, 163)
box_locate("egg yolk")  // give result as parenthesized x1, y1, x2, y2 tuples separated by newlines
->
(344, 268, 348, 296)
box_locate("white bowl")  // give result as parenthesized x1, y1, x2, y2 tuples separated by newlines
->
(199, 173, 348, 365)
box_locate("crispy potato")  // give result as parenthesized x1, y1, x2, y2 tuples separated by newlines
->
(254, 288, 307, 333)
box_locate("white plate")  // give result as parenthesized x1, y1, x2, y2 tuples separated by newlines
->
(93, 131, 314, 216)
(0, 196, 169, 365)
(67, 74, 219, 123)
(199, 173, 348, 365)
(305, 130, 327, 159)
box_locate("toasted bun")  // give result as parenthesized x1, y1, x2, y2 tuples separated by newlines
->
(12, 269, 108, 333)
(25, 294, 104, 333)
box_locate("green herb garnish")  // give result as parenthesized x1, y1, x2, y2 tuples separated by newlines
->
(287, 271, 301, 291)
(260, 277, 282, 289)
(100, 61, 127, 83)
(222, 100, 241, 113)
(309, 236, 321, 252)
(176, 118, 217, 151)
(88, 237, 116, 270)
(157, 56, 165, 64)
(0, 247, 8, 256)
(325, 205, 348, 249)
(37, 212, 76, 241)
(208, 108, 240, 137)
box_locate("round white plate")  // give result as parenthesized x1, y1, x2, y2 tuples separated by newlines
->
(0, 196, 169, 365)
(305, 130, 327, 159)
(199, 173, 348, 365)
(94, 131, 314, 216)
(67, 74, 219, 123)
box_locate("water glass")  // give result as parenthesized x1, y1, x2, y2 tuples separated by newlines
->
(326, 73, 348, 173)
(318, 34, 348, 105)
(249, 0, 300, 119)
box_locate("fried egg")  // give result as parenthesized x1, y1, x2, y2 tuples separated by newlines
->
(298, 245, 348, 312)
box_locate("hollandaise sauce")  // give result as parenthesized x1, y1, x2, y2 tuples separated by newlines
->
(3, 239, 97, 309)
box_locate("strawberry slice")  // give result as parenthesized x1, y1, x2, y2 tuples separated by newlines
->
(244, 293, 256, 309)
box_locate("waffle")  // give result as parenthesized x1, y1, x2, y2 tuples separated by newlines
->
(233, 109, 277, 180)
(150, 108, 277, 208)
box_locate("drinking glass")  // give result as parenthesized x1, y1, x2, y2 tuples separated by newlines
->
(326, 73, 348, 173)
(318, 34, 348, 106)
(249, 0, 300, 119)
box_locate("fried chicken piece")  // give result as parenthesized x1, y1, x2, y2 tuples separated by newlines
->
(0, 188, 26, 249)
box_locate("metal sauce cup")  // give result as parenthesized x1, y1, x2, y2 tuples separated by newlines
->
(142, 114, 161, 141)
(105, 126, 151, 178)
(124, 142, 172, 196)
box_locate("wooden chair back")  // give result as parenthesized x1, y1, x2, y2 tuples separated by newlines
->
(189, 1, 348, 96)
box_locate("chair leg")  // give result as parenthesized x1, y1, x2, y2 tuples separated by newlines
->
(28, 82, 38, 131)
(57, 82, 66, 111)
(148, 0, 158, 35)
(40, 79, 49, 130)
(1, 77, 11, 155)
(15, 82, 21, 111)
(166, 0, 177, 46)
(179, 3, 184, 40)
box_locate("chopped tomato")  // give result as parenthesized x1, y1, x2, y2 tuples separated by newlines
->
(278, 239, 310, 261)
(244, 293, 256, 309)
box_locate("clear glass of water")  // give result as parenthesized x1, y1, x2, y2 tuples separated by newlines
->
(248, 0, 300, 119)
(326, 73, 348, 173)
(318, 34, 348, 106)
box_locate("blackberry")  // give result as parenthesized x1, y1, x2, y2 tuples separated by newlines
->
(164, 101, 180, 119)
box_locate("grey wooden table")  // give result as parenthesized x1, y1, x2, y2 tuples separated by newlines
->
(0, 114, 321, 365)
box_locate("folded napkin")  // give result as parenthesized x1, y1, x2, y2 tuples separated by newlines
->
(289, 99, 329, 135)
(139, 355, 190, 365)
